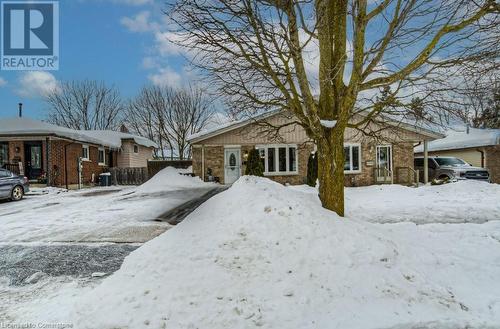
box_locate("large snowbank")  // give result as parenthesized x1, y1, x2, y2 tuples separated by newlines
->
(414, 127, 500, 153)
(135, 166, 211, 194)
(25, 176, 500, 329)
(292, 180, 500, 224)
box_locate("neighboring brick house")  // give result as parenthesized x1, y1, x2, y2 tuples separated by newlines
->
(0, 117, 157, 188)
(188, 111, 443, 186)
(415, 127, 500, 184)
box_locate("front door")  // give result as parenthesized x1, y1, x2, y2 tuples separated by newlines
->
(24, 142, 43, 180)
(224, 148, 241, 184)
(376, 145, 393, 183)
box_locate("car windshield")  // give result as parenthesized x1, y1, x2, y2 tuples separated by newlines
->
(434, 158, 467, 166)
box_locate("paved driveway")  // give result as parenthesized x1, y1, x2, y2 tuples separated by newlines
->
(0, 185, 223, 320)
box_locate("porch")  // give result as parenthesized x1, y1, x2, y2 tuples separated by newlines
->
(0, 139, 48, 184)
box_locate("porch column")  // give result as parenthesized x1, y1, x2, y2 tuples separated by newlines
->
(423, 140, 429, 184)
(201, 145, 205, 181)
(46, 137, 51, 186)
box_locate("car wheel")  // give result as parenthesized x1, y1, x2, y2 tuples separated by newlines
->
(11, 186, 24, 201)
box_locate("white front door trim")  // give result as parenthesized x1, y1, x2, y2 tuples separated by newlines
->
(224, 147, 241, 185)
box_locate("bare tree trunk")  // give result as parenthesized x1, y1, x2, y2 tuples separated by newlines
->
(317, 129, 345, 216)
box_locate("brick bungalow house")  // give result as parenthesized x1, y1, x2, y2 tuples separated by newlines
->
(415, 127, 500, 183)
(188, 111, 444, 186)
(0, 117, 157, 188)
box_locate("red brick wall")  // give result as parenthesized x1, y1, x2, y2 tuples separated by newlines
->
(485, 145, 500, 184)
(8, 141, 25, 165)
(48, 140, 110, 187)
(192, 142, 415, 187)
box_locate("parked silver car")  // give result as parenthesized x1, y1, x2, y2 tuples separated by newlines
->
(0, 169, 30, 201)
(414, 156, 490, 182)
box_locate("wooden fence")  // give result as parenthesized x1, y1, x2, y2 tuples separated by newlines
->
(147, 160, 192, 178)
(109, 167, 148, 185)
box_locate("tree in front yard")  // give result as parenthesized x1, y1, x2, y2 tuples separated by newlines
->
(168, 0, 499, 216)
(245, 149, 264, 177)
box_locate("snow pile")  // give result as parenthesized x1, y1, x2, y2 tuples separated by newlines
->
(320, 119, 337, 128)
(414, 127, 500, 153)
(33, 176, 500, 329)
(345, 181, 500, 224)
(291, 180, 500, 224)
(135, 167, 212, 194)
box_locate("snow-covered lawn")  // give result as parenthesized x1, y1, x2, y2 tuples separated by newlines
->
(293, 180, 500, 224)
(0, 167, 216, 243)
(10, 178, 500, 329)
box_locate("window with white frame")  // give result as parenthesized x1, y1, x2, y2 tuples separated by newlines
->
(133, 144, 139, 153)
(98, 148, 106, 166)
(82, 145, 90, 161)
(344, 144, 361, 173)
(257, 145, 298, 175)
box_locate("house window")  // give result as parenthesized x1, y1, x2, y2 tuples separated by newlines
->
(98, 148, 106, 166)
(258, 148, 266, 169)
(0, 143, 8, 167)
(133, 144, 139, 153)
(257, 145, 298, 176)
(82, 145, 89, 161)
(344, 144, 361, 173)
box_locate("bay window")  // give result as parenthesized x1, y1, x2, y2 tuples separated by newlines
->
(257, 145, 298, 175)
(344, 144, 361, 173)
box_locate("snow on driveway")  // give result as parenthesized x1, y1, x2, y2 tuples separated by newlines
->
(10, 177, 500, 329)
(293, 180, 500, 224)
(0, 167, 217, 243)
(0, 167, 219, 322)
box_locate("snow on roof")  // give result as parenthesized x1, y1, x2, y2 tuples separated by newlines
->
(188, 110, 280, 142)
(81, 130, 158, 149)
(0, 117, 157, 149)
(189, 109, 444, 143)
(414, 127, 500, 153)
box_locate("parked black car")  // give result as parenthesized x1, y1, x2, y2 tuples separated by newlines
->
(0, 168, 30, 201)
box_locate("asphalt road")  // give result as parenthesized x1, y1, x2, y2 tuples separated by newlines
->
(0, 244, 139, 286)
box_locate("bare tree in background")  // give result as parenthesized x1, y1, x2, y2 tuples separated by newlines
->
(126, 86, 172, 159)
(458, 75, 500, 129)
(169, 0, 500, 215)
(46, 80, 123, 130)
(126, 85, 215, 160)
(164, 86, 215, 159)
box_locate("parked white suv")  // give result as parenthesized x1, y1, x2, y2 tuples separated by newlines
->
(414, 156, 490, 182)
